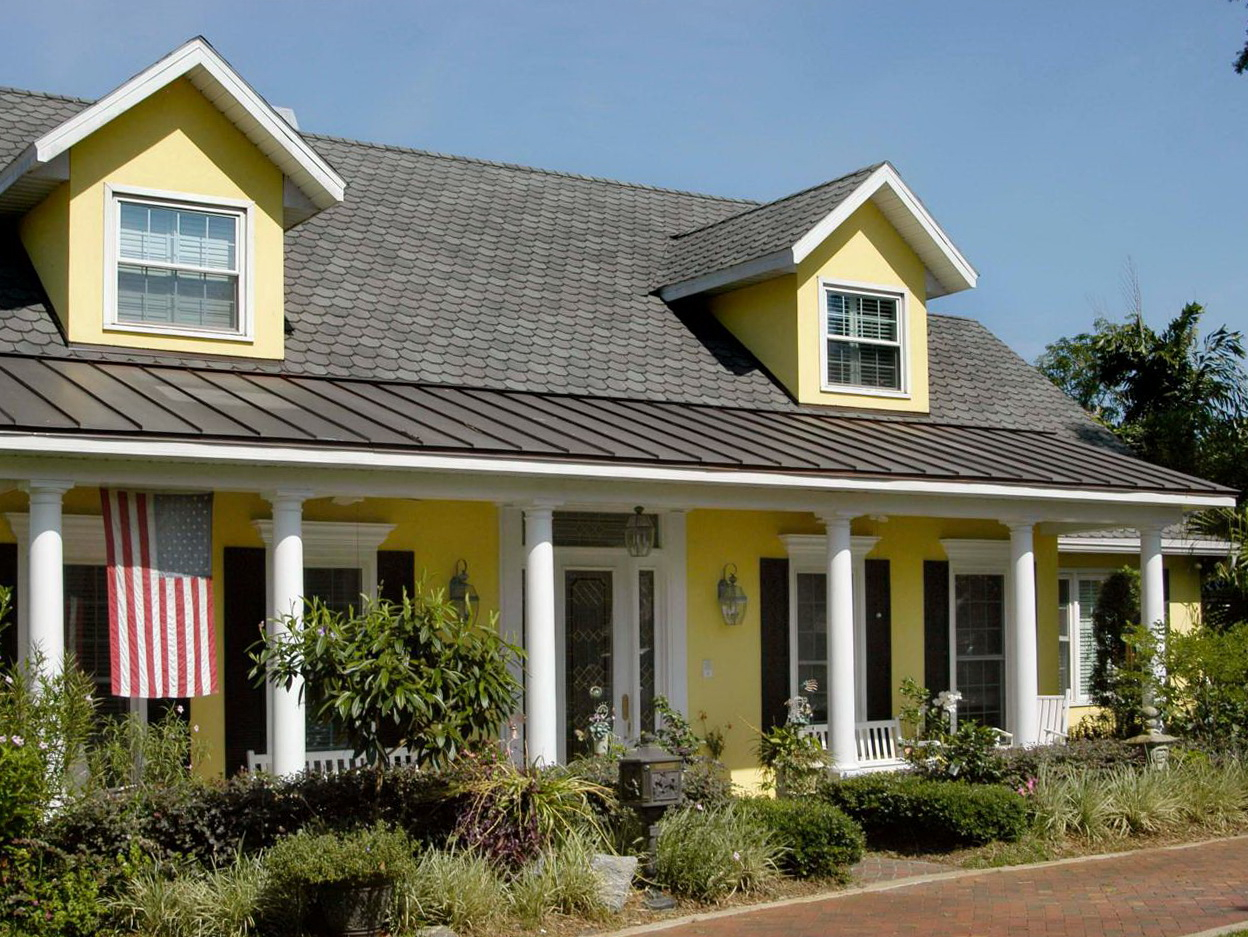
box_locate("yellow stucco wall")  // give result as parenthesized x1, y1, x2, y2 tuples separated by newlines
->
(19, 78, 286, 359)
(708, 200, 931, 413)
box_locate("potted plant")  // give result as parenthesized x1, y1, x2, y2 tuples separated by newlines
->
(755, 681, 828, 796)
(262, 825, 416, 937)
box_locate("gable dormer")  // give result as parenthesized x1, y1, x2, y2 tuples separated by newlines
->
(659, 163, 976, 413)
(2, 38, 344, 360)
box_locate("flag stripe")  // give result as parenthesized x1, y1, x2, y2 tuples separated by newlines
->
(100, 488, 217, 699)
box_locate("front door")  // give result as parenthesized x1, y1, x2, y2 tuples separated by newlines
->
(558, 558, 659, 761)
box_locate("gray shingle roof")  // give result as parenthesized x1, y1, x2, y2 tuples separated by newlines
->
(0, 85, 1107, 443)
(658, 164, 881, 288)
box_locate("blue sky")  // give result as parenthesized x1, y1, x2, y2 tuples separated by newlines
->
(2, 1, 1245, 361)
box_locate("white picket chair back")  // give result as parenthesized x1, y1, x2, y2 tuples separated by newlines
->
(1036, 692, 1071, 745)
(247, 747, 417, 776)
(801, 718, 904, 771)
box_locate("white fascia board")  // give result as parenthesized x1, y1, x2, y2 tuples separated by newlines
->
(791, 163, 978, 297)
(0, 433, 1234, 512)
(657, 249, 794, 302)
(1057, 535, 1233, 557)
(5, 38, 344, 209)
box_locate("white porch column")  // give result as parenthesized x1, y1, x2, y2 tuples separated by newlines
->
(1008, 521, 1039, 747)
(24, 480, 71, 678)
(1139, 526, 1166, 681)
(820, 513, 858, 773)
(524, 504, 558, 766)
(268, 490, 308, 776)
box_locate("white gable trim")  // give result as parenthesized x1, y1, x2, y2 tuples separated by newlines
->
(791, 163, 977, 298)
(0, 37, 344, 221)
(1057, 534, 1231, 557)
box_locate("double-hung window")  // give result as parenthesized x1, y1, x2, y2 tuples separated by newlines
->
(822, 284, 905, 393)
(107, 188, 250, 339)
(1058, 573, 1107, 705)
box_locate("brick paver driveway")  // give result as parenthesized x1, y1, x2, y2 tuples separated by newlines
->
(624, 836, 1248, 937)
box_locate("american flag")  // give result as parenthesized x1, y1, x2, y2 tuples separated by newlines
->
(100, 489, 217, 697)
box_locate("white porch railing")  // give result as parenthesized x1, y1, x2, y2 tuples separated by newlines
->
(247, 748, 418, 776)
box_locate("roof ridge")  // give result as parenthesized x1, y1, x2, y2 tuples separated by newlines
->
(304, 130, 759, 205)
(669, 161, 885, 241)
(0, 84, 93, 106)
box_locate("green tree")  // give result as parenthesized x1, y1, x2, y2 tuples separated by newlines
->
(252, 584, 523, 771)
(1232, 1, 1248, 73)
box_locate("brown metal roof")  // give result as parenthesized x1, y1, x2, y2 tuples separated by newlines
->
(0, 355, 1229, 497)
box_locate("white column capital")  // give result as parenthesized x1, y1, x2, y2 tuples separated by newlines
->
(520, 500, 561, 516)
(1137, 524, 1166, 541)
(265, 488, 314, 508)
(21, 479, 73, 498)
(816, 511, 855, 530)
(1003, 517, 1041, 535)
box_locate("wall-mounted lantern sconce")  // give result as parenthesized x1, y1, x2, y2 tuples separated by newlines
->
(449, 558, 479, 624)
(717, 563, 747, 626)
(624, 506, 656, 557)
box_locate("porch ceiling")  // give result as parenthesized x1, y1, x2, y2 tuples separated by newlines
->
(0, 353, 1231, 500)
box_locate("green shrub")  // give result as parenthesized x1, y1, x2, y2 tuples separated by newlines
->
(0, 842, 114, 937)
(654, 804, 782, 901)
(993, 738, 1146, 791)
(44, 765, 463, 866)
(508, 833, 609, 926)
(680, 755, 735, 808)
(86, 706, 201, 791)
(253, 584, 522, 770)
(818, 773, 1028, 850)
(0, 735, 46, 845)
(394, 848, 507, 933)
(1165, 622, 1248, 749)
(737, 797, 864, 880)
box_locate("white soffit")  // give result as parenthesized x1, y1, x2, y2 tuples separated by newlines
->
(0, 37, 345, 226)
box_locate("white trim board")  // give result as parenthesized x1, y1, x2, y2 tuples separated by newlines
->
(0, 434, 1231, 512)
(1057, 535, 1231, 557)
(0, 37, 345, 226)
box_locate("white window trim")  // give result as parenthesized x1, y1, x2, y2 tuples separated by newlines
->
(1058, 568, 1112, 707)
(818, 277, 909, 398)
(103, 184, 256, 343)
(780, 534, 879, 720)
(941, 538, 1011, 731)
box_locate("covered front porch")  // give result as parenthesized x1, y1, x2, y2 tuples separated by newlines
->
(0, 439, 1211, 784)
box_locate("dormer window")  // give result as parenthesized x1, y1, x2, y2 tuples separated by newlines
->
(821, 282, 906, 395)
(104, 187, 252, 341)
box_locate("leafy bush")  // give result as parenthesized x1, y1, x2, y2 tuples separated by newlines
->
(1164, 622, 1248, 748)
(113, 855, 266, 937)
(993, 738, 1146, 791)
(1089, 569, 1159, 737)
(86, 706, 201, 791)
(680, 755, 735, 808)
(508, 833, 609, 926)
(451, 755, 612, 868)
(654, 804, 782, 901)
(0, 842, 120, 937)
(756, 724, 827, 795)
(0, 735, 46, 845)
(898, 679, 1003, 783)
(737, 797, 864, 880)
(818, 773, 1028, 850)
(394, 848, 507, 933)
(653, 695, 699, 761)
(253, 584, 522, 769)
(44, 766, 463, 866)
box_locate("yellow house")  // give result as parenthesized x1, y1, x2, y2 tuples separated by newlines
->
(0, 39, 1234, 786)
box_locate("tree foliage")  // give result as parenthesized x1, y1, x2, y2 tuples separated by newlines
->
(252, 584, 523, 771)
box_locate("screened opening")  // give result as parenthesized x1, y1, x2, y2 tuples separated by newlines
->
(824, 289, 902, 391)
(548, 511, 660, 549)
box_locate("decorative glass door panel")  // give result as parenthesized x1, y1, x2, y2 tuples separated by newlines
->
(564, 569, 614, 759)
(954, 573, 1006, 729)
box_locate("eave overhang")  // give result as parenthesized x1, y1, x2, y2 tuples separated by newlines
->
(0, 37, 345, 228)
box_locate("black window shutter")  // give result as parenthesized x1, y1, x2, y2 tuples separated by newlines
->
(924, 560, 951, 694)
(759, 557, 790, 730)
(377, 550, 416, 604)
(864, 558, 892, 720)
(224, 546, 268, 776)
(0, 543, 16, 669)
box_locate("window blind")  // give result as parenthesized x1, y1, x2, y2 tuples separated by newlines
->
(825, 290, 901, 390)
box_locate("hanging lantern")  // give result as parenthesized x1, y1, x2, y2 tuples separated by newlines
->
(448, 559, 479, 624)
(717, 563, 748, 626)
(624, 506, 656, 557)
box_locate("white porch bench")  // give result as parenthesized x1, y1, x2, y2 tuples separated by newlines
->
(247, 748, 418, 776)
(802, 718, 906, 773)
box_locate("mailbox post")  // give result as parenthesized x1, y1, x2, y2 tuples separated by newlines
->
(619, 734, 683, 872)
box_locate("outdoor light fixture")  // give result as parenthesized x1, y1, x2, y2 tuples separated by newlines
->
(448, 559, 479, 624)
(717, 563, 747, 626)
(624, 506, 656, 557)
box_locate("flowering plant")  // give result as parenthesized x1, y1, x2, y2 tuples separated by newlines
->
(587, 703, 613, 742)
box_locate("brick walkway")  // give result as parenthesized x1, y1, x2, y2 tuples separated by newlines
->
(625, 836, 1248, 937)
(850, 854, 959, 885)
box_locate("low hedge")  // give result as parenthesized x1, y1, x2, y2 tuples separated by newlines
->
(43, 767, 463, 866)
(992, 739, 1147, 790)
(737, 797, 864, 880)
(818, 773, 1028, 850)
